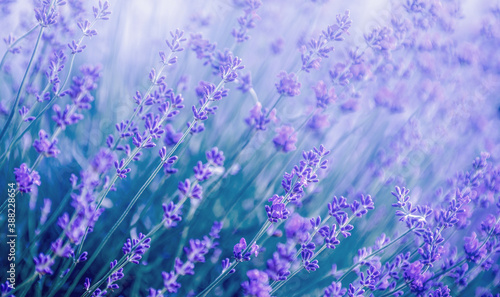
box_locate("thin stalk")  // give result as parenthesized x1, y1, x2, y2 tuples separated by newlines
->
(8, 272, 38, 297)
(221, 151, 279, 222)
(270, 267, 301, 294)
(82, 217, 168, 297)
(294, 215, 332, 259)
(45, 258, 75, 297)
(0, 96, 54, 167)
(197, 261, 239, 297)
(337, 228, 414, 283)
(67, 79, 225, 296)
(0, 27, 44, 143)
(196, 221, 272, 297)
(111, 62, 169, 151)
(21, 189, 73, 260)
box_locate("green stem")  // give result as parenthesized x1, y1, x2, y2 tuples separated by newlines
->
(112, 53, 172, 151)
(66, 80, 224, 296)
(8, 273, 38, 297)
(0, 27, 44, 143)
(0, 24, 40, 71)
(0, 96, 55, 167)
(82, 219, 167, 297)
(337, 228, 414, 282)
(270, 268, 301, 294)
(221, 151, 279, 223)
(197, 261, 239, 297)
(46, 259, 76, 297)
(196, 221, 272, 297)
(20, 189, 73, 261)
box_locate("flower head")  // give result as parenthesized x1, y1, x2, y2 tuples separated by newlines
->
(275, 71, 301, 96)
(14, 163, 41, 193)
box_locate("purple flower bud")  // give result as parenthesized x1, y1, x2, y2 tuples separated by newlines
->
(464, 232, 487, 263)
(324, 281, 347, 297)
(33, 253, 55, 275)
(162, 202, 182, 228)
(93, 0, 111, 20)
(14, 163, 41, 193)
(234, 237, 252, 261)
(241, 269, 271, 297)
(174, 258, 195, 275)
(162, 271, 181, 293)
(78, 252, 88, 262)
(184, 239, 209, 263)
(51, 238, 73, 258)
(273, 125, 297, 153)
(275, 71, 301, 97)
(206, 147, 225, 166)
(313, 80, 337, 109)
(164, 124, 183, 146)
(34, 3, 58, 27)
(193, 161, 212, 181)
(245, 102, 275, 131)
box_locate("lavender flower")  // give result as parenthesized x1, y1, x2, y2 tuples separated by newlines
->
(51, 238, 73, 258)
(106, 260, 124, 290)
(273, 125, 297, 153)
(162, 271, 181, 293)
(147, 288, 164, 297)
(162, 201, 182, 227)
(232, 237, 258, 263)
(164, 124, 183, 146)
(3, 34, 21, 54)
(3, 1, 500, 296)
(18, 105, 35, 122)
(245, 102, 276, 131)
(403, 261, 432, 294)
(324, 281, 347, 297)
(93, 0, 111, 20)
(300, 10, 352, 72)
(33, 129, 60, 157)
(266, 243, 293, 281)
(241, 269, 271, 297)
(34, 1, 60, 27)
(232, 0, 262, 43)
(265, 195, 290, 222)
(206, 147, 225, 166)
(122, 233, 151, 264)
(275, 71, 301, 96)
(313, 80, 337, 109)
(33, 253, 55, 275)
(14, 163, 41, 193)
(178, 179, 203, 200)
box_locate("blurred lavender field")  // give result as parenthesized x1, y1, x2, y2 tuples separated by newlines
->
(0, 0, 499, 296)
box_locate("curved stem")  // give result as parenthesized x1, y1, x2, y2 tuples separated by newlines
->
(0, 27, 44, 143)
(0, 94, 56, 166)
(66, 83, 223, 296)
(8, 272, 38, 297)
(197, 262, 239, 297)
(196, 221, 272, 297)
(0, 24, 40, 71)
(20, 189, 73, 261)
(337, 228, 414, 283)
(82, 219, 167, 297)
(46, 259, 75, 297)
(270, 267, 301, 294)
